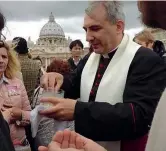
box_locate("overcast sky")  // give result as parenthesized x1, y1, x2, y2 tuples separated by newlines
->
(0, 1, 144, 46)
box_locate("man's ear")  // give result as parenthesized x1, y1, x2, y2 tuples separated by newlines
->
(116, 20, 125, 34)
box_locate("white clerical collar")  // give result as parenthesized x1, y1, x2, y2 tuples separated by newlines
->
(102, 45, 119, 58)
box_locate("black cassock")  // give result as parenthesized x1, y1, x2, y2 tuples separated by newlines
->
(62, 47, 166, 141)
(68, 57, 82, 71)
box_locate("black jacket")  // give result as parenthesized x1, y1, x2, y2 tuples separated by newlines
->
(68, 57, 82, 71)
(62, 47, 166, 141)
(0, 112, 15, 151)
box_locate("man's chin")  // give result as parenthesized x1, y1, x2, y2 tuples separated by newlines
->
(93, 49, 102, 54)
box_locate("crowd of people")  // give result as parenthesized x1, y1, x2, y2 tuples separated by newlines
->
(0, 1, 166, 151)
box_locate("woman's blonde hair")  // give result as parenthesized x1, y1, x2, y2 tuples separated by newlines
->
(1, 41, 21, 79)
(134, 29, 155, 44)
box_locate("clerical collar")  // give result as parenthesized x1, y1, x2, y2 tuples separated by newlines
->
(102, 46, 118, 58)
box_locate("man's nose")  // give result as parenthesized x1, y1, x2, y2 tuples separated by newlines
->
(86, 31, 94, 42)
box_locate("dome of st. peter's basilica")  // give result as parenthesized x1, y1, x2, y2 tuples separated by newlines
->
(39, 12, 65, 38)
(30, 12, 72, 69)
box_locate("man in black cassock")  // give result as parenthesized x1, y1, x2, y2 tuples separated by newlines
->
(40, 1, 166, 151)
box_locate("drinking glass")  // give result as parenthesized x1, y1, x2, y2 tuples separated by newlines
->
(37, 89, 65, 146)
(40, 89, 64, 108)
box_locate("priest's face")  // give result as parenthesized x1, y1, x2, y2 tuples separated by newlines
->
(138, 1, 166, 30)
(83, 4, 124, 54)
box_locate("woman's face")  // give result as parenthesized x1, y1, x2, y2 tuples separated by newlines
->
(0, 47, 8, 74)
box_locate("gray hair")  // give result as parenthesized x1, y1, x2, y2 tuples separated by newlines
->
(85, 1, 125, 24)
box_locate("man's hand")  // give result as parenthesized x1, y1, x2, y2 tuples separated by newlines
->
(40, 72, 64, 91)
(38, 129, 106, 151)
(38, 130, 85, 151)
(39, 97, 77, 121)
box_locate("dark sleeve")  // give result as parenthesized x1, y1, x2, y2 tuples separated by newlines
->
(74, 47, 166, 141)
(62, 54, 90, 99)
(68, 58, 77, 71)
(67, 58, 72, 68)
(0, 112, 15, 151)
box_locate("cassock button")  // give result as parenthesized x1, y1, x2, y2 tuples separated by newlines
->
(90, 90, 94, 95)
(99, 64, 104, 68)
(97, 74, 101, 78)
(95, 83, 99, 86)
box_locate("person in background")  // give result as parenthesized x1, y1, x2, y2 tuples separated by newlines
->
(40, 1, 166, 151)
(68, 40, 83, 71)
(133, 29, 155, 49)
(47, 58, 71, 75)
(33, 56, 45, 88)
(137, 1, 166, 151)
(0, 11, 16, 151)
(12, 37, 41, 151)
(153, 40, 166, 58)
(12, 37, 41, 104)
(134, 30, 166, 60)
(0, 40, 31, 151)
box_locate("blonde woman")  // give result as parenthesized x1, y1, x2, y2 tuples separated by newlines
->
(7, 40, 23, 81)
(0, 41, 31, 151)
(133, 29, 155, 49)
(134, 30, 166, 59)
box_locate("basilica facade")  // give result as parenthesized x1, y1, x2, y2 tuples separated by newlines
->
(29, 13, 89, 69)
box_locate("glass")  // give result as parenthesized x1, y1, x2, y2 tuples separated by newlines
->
(37, 89, 65, 146)
(40, 89, 64, 108)
(41, 89, 64, 98)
